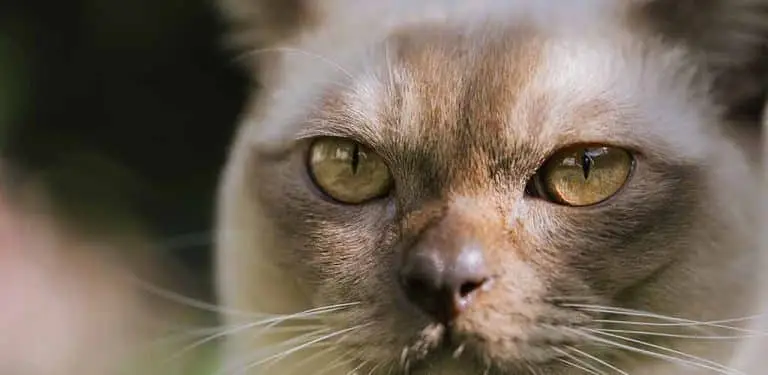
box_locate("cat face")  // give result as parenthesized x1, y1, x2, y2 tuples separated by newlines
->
(217, 1, 766, 374)
(231, 19, 758, 373)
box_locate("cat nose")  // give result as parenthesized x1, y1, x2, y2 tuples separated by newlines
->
(399, 241, 491, 324)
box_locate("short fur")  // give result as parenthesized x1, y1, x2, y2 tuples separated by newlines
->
(215, 1, 768, 374)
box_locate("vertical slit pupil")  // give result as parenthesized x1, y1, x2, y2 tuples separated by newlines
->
(351, 143, 360, 174)
(581, 150, 594, 180)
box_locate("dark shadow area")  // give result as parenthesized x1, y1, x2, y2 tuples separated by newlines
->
(0, 0, 247, 302)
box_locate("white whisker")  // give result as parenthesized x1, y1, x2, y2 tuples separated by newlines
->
(594, 328, 767, 340)
(147, 323, 327, 353)
(585, 327, 743, 373)
(566, 304, 762, 334)
(566, 346, 629, 375)
(549, 296, 604, 303)
(556, 358, 602, 375)
(524, 362, 539, 375)
(595, 317, 766, 332)
(233, 323, 371, 375)
(218, 329, 336, 375)
(237, 46, 355, 80)
(553, 347, 607, 375)
(282, 342, 343, 374)
(165, 303, 355, 364)
(345, 359, 369, 375)
(127, 272, 267, 319)
(315, 354, 358, 375)
(307, 345, 359, 375)
(254, 328, 336, 372)
(365, 361, 384, 375)
(571, 327, 744, 375)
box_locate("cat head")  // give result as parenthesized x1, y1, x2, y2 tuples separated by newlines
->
(216, 0, 767, 373)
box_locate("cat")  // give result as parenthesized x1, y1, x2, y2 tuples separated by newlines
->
(214, 0, 768, 374)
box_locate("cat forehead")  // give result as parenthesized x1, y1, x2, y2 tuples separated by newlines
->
(247, 20, 715, 165)
(286, 25, 712, 162)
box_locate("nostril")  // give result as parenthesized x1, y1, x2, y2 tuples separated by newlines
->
(458, 278, 487, 298)
(401, 273, 437, 300)
(404, 276, 429, 294)
(398, 241, 491, 323)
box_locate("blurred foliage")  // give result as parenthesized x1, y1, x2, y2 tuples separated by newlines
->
(0, 16, 31, 149)
(0, 0, 248, 301)
(0, 1, 250, 372)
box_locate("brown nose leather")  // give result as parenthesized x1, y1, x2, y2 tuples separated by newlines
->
(399, 238, 490, 324)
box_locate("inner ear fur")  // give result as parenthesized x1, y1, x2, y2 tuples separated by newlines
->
(640, 0, 768, 127)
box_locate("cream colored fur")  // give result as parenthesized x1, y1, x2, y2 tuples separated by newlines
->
(215, 1, 768, 374)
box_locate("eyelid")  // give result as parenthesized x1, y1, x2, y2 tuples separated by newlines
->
(296, 116, 385, 144)
(296, 129, 374, 149)
(250, 125, 371, 162)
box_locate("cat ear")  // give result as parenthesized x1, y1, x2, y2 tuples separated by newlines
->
(638, 0, 768, 125)
(216, 0, 317, 67)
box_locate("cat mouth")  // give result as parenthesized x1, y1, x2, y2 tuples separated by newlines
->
(395, 323, 478, 373)
(389, 323, 575, 375)
(393, 347, 559, 375)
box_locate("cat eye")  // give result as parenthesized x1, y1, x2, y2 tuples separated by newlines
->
(529, 146, 633, 207)
(307, 137, 394, 204)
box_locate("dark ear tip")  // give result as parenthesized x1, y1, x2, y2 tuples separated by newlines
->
(640, 0, 768, 124)
(716, 62, 768, 122)
(216, 0, 314, 53)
